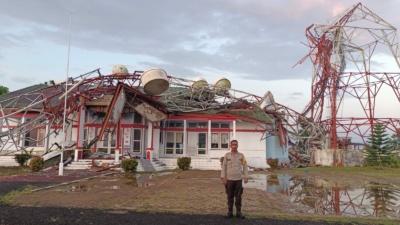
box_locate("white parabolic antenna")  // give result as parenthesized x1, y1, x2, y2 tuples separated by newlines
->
(214, 77, 231, 94)
(141, 69, 170, 95)
(112, 64, 129, 75)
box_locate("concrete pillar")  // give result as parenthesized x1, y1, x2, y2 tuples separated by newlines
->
(208, 120, 211, 155)
(146, 121, 153, 161)
(183, 120, 187, 156)
(232, 120, 237, 139)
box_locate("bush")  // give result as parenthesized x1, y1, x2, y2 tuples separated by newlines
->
(121, 158, 138, 173)
(28, 156, 44, 172)
(177, 157, 191, 170)
(267, 158, 279, 169)
(387, 155, 400, 168)
(14, 154, 31, 166)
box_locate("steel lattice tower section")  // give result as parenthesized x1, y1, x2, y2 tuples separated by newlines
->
(299, 3, 400, 153)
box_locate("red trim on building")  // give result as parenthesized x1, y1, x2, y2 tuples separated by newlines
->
(160, 127, 184, 131)
(186, 128, 208, 132)
(168, 113, 236, 121)
(236, 129, 266, 133)
(120, 124, 147, 128)
(11, 112, 40, 118)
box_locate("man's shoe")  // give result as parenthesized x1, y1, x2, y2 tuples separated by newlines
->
(226, 212, 233, 218)
(236, 212, 245, 219)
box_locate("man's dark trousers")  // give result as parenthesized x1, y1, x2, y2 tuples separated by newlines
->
(225, 180, 243, 213)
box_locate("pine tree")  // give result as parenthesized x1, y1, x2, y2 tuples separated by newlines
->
(365, 124, 394, 167)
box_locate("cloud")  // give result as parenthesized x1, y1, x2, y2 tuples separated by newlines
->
(0, 0, 399, 83)
(10, 75, 37, 84)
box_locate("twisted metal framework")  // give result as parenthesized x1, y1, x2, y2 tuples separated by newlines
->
(0, 69, 144, 153)
(0, 65, 324, 155)
(298, 3, 400, 149)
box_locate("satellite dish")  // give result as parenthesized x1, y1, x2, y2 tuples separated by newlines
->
(214, 77, 231, 95)
(112, 65, 129, 75)
(192, 78, 208, 91)
(141, 69, 170, 95)
(191, 78, 215, 101)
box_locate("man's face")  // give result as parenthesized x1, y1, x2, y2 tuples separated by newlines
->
(230, 141, 238, 151)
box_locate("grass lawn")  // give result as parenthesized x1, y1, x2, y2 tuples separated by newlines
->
(9, 170, 400, 225)
(277, 166, 400, 185)
(0, 167, 30, 177)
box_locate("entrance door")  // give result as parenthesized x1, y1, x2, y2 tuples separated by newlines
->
(131, 128, 142, 157)
(197, 133, 207, 155)
(123, 128, 142, 157)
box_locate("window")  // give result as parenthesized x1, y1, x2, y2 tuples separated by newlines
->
(23, 118, 45, 147)
(175, 133, 183, 154)
(98, 130, 116, 154)
(165, 132, 183, 154)
(211, 132, 229, 149)
(221, 133, 229, 148)
(166, 132, 174, 154)
(122, 112, 133, 123)
(211, 133, 219, 148)
(86, 111, 105, 123)
(134, 113, 143, 124)
(121, 112, 143, 124)
(211, 122, 230, 128)
(188, 121, 207, 128)
(83, 128, 88, 146)
(165, 120, 183, 128)
(198, 133, 207, 155)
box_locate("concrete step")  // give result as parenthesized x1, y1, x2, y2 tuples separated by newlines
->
(69, 161, 92, 165)
(0, 156, 19, 167)
(64, 159, 93, 170)
(65, 165, 91, 170)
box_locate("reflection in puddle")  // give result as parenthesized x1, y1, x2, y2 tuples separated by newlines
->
(245, 174, 400, 218)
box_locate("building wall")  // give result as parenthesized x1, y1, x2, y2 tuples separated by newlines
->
(1, 112, 270, 170)
(157, 120, 268, 169)
(234, 121, 267, 169)
(266, 135, 289, 164)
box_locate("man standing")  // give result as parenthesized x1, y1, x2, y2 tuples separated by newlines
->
(220, 140, 248, 219)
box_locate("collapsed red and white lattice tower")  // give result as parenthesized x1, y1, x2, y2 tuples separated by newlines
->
(299, 2, 400, 149)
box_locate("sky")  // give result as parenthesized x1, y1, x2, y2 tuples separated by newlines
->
(0, 0, 400, 114)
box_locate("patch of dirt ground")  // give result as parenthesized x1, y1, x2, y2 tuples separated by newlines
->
(13, 170, 303, 217)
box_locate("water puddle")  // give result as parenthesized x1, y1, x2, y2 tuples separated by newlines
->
(245, 174, 400, 218)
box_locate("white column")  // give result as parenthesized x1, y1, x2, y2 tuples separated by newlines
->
(232, 120, 236, 139)
(208, 120, 211, 155)
(146, 121, 153, 161)
(147, 121, 153, 148)
(114, 148, 120, 163)
(183, 120, 187, 156)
